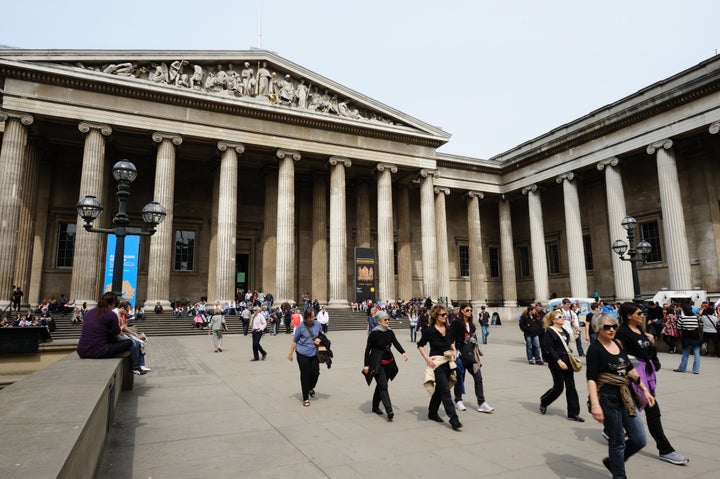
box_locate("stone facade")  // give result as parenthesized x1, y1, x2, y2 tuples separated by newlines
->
(1, 50, 719, 310)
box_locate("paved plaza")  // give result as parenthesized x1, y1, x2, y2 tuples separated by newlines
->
(96, 323, 719, 478)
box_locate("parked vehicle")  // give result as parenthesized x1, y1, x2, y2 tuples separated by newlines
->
(650, 290, 707, 307)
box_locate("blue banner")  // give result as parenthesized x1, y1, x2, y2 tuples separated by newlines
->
(104, 235, 140, 307)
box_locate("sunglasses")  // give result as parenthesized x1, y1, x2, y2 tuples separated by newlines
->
(601, 324, 618, 331)
(438, 313, 448, 317)
(463, 309, 472, 313)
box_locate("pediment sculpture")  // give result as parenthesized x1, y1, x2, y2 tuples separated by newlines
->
(66, 60, 401, 126)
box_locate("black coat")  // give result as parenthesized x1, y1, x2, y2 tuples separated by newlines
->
(364, 328, 404, 384)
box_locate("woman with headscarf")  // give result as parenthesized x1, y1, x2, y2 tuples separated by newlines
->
(287, 308, 322, 407)
(417, 304, 462, 430)
(362, 310, 408, 421)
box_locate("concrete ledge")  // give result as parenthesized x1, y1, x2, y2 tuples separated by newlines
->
(0, 354, 125, 479)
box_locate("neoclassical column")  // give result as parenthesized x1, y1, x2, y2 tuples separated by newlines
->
(70, 121, 111, 308)
(376, 163, 397, 302)
(498, 197, 518, 307)
(597, 158, 633, 301)
(328, 157, 351, 308)
(215, 141, 244, 303)
(311, 172, 328, 305)
(355, 181, 371, 248)
(207, 168, 220, 302)
(14, 143, 40, 303)
(435, 187, 451, 301)
(262, 168, 278, 297)
(466, 191, 486, 309)
(276, 149, 301, 304)
(396, 185, 413, 301)
(145, 132, 181, 309)
(556, 172, 588, 297)
(29, 162, 51, 306)
(419, 169, 438, 300)
(522, 184, 549, 302)
(647, 139, 692, 290)
(0, 111, 33, 307)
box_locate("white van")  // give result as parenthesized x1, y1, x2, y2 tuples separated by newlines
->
(547, 297, 596, 324)
(650, 290, 707, 307)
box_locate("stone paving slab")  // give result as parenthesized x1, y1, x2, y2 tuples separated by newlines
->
(96, 326, 720, 478)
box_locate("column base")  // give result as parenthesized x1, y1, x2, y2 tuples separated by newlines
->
(503, 300, 518, 308)
(326, 299, 349, 310)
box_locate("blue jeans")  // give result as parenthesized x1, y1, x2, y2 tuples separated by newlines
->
(677, 344, 701, 373)
(524, 335, 541, 361)
(600, 389, 647, 479)
(409, 324, 417, 342)
(481, 325, 490, 344)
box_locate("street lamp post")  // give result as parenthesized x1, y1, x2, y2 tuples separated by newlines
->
(75, 160, 166, 297)
(611, 215, 652, 304)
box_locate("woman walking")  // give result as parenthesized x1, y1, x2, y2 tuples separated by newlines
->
(450, 302, 494, 413)
(587, 312, 654, 478)
(614, 302, 689, 465)
(207, 308, 227, 352)
(417, 304, 462, 430)
(674, 304, 703, 374)
(362, 310, 408, 421)
(288, 308, 322, 407)
(539, 311, 584, 422)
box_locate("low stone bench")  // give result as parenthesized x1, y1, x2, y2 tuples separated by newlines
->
(0, 353, 130, 479)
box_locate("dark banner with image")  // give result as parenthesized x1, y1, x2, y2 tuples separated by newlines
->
(355, 247, 376, 304)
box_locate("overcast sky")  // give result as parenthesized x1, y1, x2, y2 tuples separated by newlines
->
(2, 0, 719, 158)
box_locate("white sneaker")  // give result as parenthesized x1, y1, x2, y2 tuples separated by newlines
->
(455, 400, 466, 411)
(659, 451, 689, 465)
(139, 366, 152, 372)
(477, 402, 494, 413)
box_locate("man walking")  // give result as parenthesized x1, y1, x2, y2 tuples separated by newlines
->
(317, 306, 329, 333)
(479, 306, 491, 344)
(250, 306, 267, 361)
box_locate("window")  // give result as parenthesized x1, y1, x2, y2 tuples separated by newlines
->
(56, 222, 76, 267)
(489, 246, 501, 278)
(546, 240, 560, 275)
(583, 234, 594, 271)
(459, 245, 470, 277)
(174, 230, 195, 271)
(640, 221, 662, 263)
(517, 245, 530, 278)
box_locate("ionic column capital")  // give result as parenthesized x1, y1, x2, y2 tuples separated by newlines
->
(709, 121, 720, 135)
(78, 121, 111, 136)
(434, 187, 450, 196)
(597, 157, 619, 171)
(521, 184, 538, 195)
(276, 149, 301, 161)
(152, 132, 183, 145)
(555, 172, 575, 184)
(376, 163, 397, 174)
(418, 168, 439, 179)
(0, 110, 34, 126)
(328, 156, 352, 168)
(646, 139, 673, 155)
(217, 141, 245, 154)
(466, 190, 484, 200)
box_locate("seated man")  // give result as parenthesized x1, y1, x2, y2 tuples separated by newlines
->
(76, 292, 142, 374)
(154, 301, 164, 314)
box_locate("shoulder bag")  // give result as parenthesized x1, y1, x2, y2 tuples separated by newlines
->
(550, 327, 582, 372)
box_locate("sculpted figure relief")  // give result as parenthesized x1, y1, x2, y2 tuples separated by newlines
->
(78, 59, 397, 125)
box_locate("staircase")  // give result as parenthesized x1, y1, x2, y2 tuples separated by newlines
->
(40, 308, 372, 341)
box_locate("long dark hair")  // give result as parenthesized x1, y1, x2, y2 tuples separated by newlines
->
(618, 302, 639, 324)
(459, 302, 476, 334)
(96, 292, 117, 318)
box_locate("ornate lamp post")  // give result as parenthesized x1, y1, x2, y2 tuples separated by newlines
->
(75, 160, 166, 297)
(611, 215, 652, 304)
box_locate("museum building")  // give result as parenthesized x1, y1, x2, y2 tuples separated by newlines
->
(1, 49, 719, 310)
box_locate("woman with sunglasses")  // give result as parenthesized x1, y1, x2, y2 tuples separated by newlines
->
(417, 304, 462, 430)
(587, 313, 655, 478)
(539, 310, 584, 421)
(362, 310, 408, 421)
(614, 302, 689, 465)
(450, 302, 494, 413)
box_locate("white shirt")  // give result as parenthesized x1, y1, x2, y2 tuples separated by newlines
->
(317, 310, 329, 325)
(561, 307, 578, 336)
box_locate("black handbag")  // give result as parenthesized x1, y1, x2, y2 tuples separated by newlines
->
(460, 342, 476, 365)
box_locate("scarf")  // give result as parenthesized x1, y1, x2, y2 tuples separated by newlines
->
(595, 372, 646, 417)
(371, 324, 390, 333)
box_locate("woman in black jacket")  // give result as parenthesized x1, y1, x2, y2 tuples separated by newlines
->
(539, 310, 584, 421)
(362, 310, 407, 421)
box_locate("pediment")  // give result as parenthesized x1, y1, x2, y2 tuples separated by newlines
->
(0, 50, 450, 144)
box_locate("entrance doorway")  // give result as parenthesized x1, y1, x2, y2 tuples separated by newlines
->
(236, 253, 249, 299)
